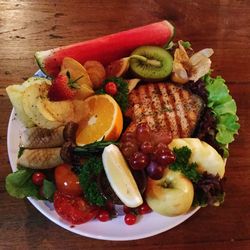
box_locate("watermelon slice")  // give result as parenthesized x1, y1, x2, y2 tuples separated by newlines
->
(35, 20, 174, 77)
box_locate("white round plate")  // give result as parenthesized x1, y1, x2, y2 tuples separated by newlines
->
(7, 71, 199, 241)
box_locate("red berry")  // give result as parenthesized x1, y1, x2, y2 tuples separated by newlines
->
(137, 203, 152, 215)
(104, 82, 118, 95)
(97, 210, 110, 222)
(48, 74, 76, 101)
(32, 172, 46, 186)
(124, 213, 137, 225)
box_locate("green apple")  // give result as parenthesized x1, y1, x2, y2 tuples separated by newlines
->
(145, 169, 194, 216)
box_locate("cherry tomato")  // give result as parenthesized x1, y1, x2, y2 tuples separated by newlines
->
(32, 172, 46, 186)
(54, 191, 99, 224)
(105, 82, 118, 95)
(137, 203, 152, 215)
(55, 164, 82, 197)
(124, 213, 137, 225)
(97, 210, 110, 222)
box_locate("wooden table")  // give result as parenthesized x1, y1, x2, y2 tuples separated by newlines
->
(0, 0, 249, 249)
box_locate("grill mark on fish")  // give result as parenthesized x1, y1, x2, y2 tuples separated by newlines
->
(158, 84, 179, 136)
(170, 84, 189, 137)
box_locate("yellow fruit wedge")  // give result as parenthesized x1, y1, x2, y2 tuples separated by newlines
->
(61, 57, 93, 88)
(102, 144, 143, 208)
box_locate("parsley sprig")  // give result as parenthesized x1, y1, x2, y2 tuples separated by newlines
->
(169, 146, 201, 183)
(78, 157, 106, 206)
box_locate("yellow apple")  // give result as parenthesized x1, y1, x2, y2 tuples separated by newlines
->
(168, 138, 226, 178)
(145, 169, 194, 216)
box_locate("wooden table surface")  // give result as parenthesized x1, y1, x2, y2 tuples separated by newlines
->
(1, 0, 249, 249)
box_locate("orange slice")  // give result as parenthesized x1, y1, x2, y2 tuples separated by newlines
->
(76, 94, 123, 145)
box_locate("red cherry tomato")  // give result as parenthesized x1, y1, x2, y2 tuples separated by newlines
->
(124, 213, 137, 225)
(55, 164, 82, 197)
(137, 203, 152, 215)
(32, 172, 46, 186)
(97, 210, 110, 222)
(105, 82, 118, 95)
(54, 191, 99, 225)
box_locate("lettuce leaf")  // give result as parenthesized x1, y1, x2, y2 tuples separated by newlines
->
(203, 74, 240, 146)
(5, 169, 39, 199)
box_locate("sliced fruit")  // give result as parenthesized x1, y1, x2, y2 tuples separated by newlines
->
(126, 78, 141, 93)
(130, 46, 173, 80)
(61, 57, 93, 88)
(35, 20, 174, 77)
(6, 77, 51, 127)
(102, 144, 143, 208)
(22, 83, 62, 129)
(106, 57, 130, 77)
(76, 94, 123, 145)
(43, 99, 75, 123)
(83, 61, 106, 89)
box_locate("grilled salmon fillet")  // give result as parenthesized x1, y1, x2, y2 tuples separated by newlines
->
(125, 83, 204, 138)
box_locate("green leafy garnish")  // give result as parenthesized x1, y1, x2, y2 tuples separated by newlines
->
(41, 179, 56, 201)
(79, 157, 106, 206)
(181, 41, 192, 49)
(5, 169, 39, 199)
(203, 74, 240, 145)
(169, 146, 201, 183)
(74, 139, 119, 157)
(96, 77, 129, 112)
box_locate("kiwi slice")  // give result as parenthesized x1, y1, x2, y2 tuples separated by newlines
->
(130, 46, 173, 80)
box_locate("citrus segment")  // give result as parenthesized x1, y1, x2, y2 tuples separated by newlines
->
(76, 94, 123, 145)
(102, 144, 143, 208)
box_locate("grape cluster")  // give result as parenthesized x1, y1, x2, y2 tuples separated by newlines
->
(120, 123, 176, 180)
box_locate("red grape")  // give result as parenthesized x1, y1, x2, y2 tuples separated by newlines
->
(129, 152, 150, 170)
(121, 141, 138, 158)
(151, 130, 172, 145)
(154, 148, 176, 166)
(140, 141, 154, 154)
(146, 161, 164, 180)
(136, 123, 151, 143)
(121, 131, 136, 143)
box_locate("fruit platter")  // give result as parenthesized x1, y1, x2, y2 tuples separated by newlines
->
(6, 20, 239, 240)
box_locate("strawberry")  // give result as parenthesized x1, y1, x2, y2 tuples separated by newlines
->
(48, 72, 81, 101)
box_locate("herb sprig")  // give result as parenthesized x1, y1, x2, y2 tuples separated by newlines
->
(73, 139, 119, 157)
(78, 157, 106, 206)
(169, 146, 201, 183)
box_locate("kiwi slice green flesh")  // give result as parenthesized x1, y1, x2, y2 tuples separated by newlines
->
(130, 46, 173, 80)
